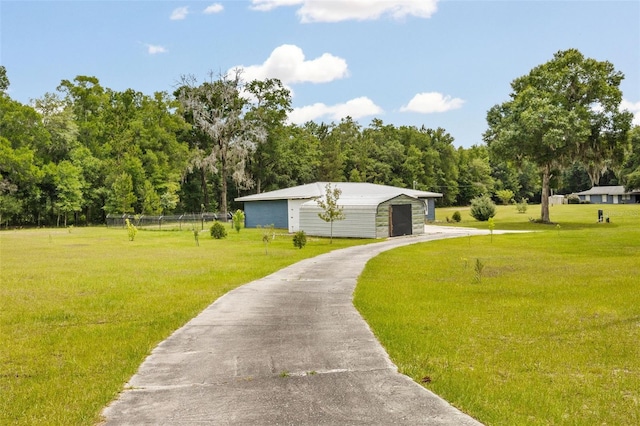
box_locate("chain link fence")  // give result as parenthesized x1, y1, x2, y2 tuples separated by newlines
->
(105, 213, 232, 230)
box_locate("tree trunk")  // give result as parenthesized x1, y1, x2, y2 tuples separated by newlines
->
(329, 220, 333, 244)
(540, 164, 551, 223)
(201, 170, 209, 211)
(220, 149, 228, 222)
(220, 172, 228, 222)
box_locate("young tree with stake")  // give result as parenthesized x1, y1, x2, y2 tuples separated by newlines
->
(316, 183, 345, 244)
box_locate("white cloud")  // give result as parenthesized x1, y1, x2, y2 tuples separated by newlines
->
(203, 3, 224, 14)
(146, 44, 167, 55)
(170, 6, 189, 20)
(251, 0, 303, 12)
(231, 44, 348, 85)
(251, 0, 438, 22)
(400, 92, 465, 114)
(621, 99, 640, 126)
(288, 97, 383, 124)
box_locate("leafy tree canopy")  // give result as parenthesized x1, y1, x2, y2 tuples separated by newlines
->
(484, 49, 633, 222)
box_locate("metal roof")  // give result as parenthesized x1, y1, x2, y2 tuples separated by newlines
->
(235, 182, 443, 202)
(300, 193, 422, 208)
(575, 186, 639, 196)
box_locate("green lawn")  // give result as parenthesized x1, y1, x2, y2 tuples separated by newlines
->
(0, 226, 370, 425)
(355, 203, 640, 425)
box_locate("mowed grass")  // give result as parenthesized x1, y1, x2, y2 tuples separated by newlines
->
(0, 226, 371, 425)
(355, 203, 640, 425)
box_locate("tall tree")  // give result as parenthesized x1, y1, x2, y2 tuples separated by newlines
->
(0, 172, 21, 227)
(0, 66, 8, 93)
(364, 121, 406, 187)
(316, 120, 349, 182)
(426, 127, 459, 205)
(0, 81, 47, 225)
(33, 92, 79, 163)
(622, 126, 640, 191)
(484, 49, 633, 222)
(57, 76, 109, 158)
(52, 160, 84, 226)
(244, 78, 292, 193)
(105, 172, 136, 214)
(457, 145, 494, 205)
(177, 70, 267, 218)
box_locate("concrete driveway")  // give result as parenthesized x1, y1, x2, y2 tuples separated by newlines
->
(102, 227, 487, 425)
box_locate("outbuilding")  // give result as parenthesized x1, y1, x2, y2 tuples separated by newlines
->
(235, 182, 443, 239)
(575, 186, 640, 204)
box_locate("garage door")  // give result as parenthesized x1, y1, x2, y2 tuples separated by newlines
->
(389, 204, 412, 237)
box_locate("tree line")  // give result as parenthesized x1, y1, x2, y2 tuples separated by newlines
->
(1, 50, 638, 227)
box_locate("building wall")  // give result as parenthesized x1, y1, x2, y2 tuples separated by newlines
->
(549, 195, 565, 206)
(287, 199, 308, 232)
(300, 204, 378, 239)
(578, 194, 640, 204)
(425, 199, 436, 221)
(376, 195, 426, 238)
(244, 195, 437, 237)
(244, 200, 288, 229)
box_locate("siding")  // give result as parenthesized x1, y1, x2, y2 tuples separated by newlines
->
(299, 195, 426, 239)
(287, 199, 308, 232)
(376, 195, 425, 238)
(300, 205, 378, 239)
(244, 200, 288, 229)
(425, 199, 436, 221)
(578, 194, 639, 204)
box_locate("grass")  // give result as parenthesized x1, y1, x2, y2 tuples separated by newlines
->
(437, 201, 634, 230)
(0, 225, 371, 425)
(354, 203, 640, 425)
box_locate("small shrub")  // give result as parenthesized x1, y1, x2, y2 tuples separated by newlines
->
(451, 211, 462, 222)
(567, 194, 580, 204)
(210, 221, 227, 239)
(473, 258, 485, 284)
(125, 218, 137, 241)
(193, 228, 200, 246)
(516, 198, 528, 214)
(496, 189, 515, 205)
(258, 224, 274, 254)
(293, 231, 307, 249)
(469, 195, 496, 222)
(232, 210, 245, 233)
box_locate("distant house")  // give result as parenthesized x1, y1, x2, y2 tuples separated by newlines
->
(235, 182, 443, 239)
(575, 186, 640, 204)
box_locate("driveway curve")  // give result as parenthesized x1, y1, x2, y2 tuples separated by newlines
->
(102, 227, 487, 425)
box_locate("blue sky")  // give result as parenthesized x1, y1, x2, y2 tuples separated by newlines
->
(2, 0, 639, 148)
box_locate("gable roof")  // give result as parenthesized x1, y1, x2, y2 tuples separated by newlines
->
(235, 182, 442, 202)
(575, 186, 639, 196)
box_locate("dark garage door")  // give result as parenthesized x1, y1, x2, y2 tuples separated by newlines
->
(389, 204, 412, 237)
